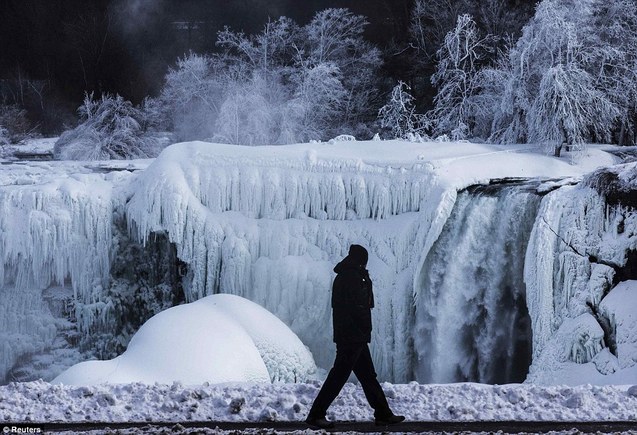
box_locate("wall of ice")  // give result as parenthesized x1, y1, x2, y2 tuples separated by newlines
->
(126, 142, 457, 380)
(0, 165, 120, 381)
(525, 163, 637, 384)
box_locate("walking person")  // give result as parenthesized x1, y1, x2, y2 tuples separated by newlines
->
(305, 244, 405, 429)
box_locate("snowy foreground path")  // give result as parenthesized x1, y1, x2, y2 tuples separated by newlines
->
(2, 381, 637, 433)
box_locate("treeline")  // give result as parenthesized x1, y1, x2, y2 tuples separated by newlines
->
(2, 0, 636, 159)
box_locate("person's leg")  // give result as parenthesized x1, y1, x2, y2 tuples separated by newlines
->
(308, 343, 363, 418)
(352, 344, 392, 418)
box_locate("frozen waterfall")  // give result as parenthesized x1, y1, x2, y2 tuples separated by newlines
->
(125, 143, 549, 383)
(414, 183, 539, 384)
(0, 166, 117, 382)
(2, 142, 633, 385)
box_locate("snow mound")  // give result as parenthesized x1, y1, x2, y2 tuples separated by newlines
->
(53, 294, 316, 385)
(205, 294, 317, 383)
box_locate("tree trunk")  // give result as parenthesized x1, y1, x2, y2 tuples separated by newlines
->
(619, 121, 626, 146)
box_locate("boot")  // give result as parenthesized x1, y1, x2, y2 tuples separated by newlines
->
(305, 415, 335, 429)
(375, 413, 405, 426)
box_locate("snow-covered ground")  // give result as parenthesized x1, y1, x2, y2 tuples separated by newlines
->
(1, 379, 637, 423)
(0, 137, 56, 160)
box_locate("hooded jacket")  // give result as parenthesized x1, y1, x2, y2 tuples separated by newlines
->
(331, 245, 375, 343)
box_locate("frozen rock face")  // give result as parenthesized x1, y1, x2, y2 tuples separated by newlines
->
(53, 294, 317, 385)
(599, 281, 637, 372)
(0, 161, 166, 384)
(526, 163, 637, 384)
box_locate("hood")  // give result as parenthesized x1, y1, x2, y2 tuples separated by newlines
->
(333, 244, 368, 273)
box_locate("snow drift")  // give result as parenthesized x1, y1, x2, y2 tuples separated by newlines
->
(53, 294, 317, 385)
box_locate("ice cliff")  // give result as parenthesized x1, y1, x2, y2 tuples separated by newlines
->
(525, 162, 637, 384)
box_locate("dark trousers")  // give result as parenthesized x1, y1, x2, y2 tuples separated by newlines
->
(308, 342, 391, 418)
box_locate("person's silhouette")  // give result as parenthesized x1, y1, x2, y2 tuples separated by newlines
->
(305, 244, 405, 429)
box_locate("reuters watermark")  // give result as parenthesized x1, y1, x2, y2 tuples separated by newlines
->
(2, 426, 42, 434)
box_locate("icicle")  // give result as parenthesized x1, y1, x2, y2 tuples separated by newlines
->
(0, 170, 119, 379)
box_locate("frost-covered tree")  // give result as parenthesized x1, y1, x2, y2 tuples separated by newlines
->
(214, 18, 296, 145)
(408, 0, 534, 103)
(488, 0, 636, 152)
(287, 62, 346, 142)
(428, 14, 494, 139)
(139, 96, 169, 132)
(156, 8, 383, 145)
(0, 103, 34, 143)
(410, 0, 528, 55)
(214, 72, 289, 146)
(216, 17, 298, 74)
(54, 93, 158, 160)
(159, 52, 226, 141)
(585, 0, 637, 145)
(0, 125, 9, 147)
(302, 8, 382, 136)
(529, 64, 618, 156)
(378, 81, 425, 139)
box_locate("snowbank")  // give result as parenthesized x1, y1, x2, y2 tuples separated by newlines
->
(1, 380, 637, 423)
(53, 294, 316, 385)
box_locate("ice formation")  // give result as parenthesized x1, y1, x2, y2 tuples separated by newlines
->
(0, 161, 138, 381)
(125, 140, 614, 382)
(125, 141, 455, 379)
(2, 140, 634, 385)
(525, 162, 637, 384)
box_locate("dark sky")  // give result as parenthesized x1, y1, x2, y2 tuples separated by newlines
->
(0, 0, 413, 108)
